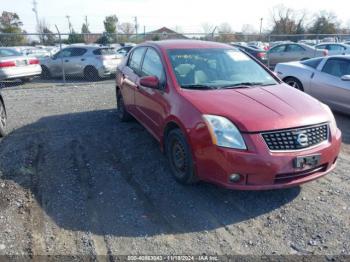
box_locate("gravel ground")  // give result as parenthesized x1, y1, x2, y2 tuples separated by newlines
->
(0, 81, 349, 258)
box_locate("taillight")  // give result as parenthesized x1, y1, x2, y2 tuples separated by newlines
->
(257, 52, 266, 59)
(29, 58, 39, 65)
(323, 50, 328, 56)
(0, 61, 16, 68)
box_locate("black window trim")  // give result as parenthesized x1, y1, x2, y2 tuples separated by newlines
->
(127, 46, 147, 76)
(140, 46, 167, 89)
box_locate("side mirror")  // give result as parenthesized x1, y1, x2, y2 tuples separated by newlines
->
(140, 75, 160, 89)
(341, 75, 350, 81)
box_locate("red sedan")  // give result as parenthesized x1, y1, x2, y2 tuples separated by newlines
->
(115, 40, 341, 190)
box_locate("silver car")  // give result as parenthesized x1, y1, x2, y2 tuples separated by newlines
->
(315, 43, 350, 56)
(40, 45, 119, 80)
(0, 48, 42, 82)
(275, 56, 350, 114)
(267, 43, 328, 69)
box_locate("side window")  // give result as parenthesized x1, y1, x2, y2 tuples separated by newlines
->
(128, 47, 146, 73)
(317, 45, 326, 50)
(56, 48, 72, 58)
(269, 45, 286, 53)
(141, 48, 164, 81)
(70, 48, 87, 57)
(286, 45, 305, 52)
(322, 59, 350, 77)
(329, 45, 345, 51)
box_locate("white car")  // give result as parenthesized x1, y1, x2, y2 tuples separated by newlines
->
(0, 48, 42, 82)
(275, 56, 350, 114)
(315, 43, 350, 56)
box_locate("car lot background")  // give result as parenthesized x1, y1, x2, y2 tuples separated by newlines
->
(0, 81, 349, 256)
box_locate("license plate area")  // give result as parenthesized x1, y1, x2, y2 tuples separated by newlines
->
(294, 154, 321, 169)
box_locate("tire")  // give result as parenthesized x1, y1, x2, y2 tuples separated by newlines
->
(21, 77, 33, 83)
(116, 89, 132, 122)
(0, 100, 7, 137)
(41, 66, 51, 79)
(165, 129, 198, 185)
(84, 66, 100, 81)
(284, 77, 304, 91)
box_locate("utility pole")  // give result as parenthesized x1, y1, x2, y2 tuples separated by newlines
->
(134, 16, 138, 35)
(32, 0, 41, 42)
(85, 16, 89, 30)
(259, 18, 263, 40)
(66, 15, 72, 33)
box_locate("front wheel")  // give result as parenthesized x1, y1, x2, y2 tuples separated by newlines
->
(284, 77, 304, 91)
(166, 129, 198, 185)
(84, 66, 100, 81)
(0, 100, 7, 137)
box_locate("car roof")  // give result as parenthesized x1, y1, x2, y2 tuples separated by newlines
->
(143, 40, 233, 50)
(316, 42, 345, 45)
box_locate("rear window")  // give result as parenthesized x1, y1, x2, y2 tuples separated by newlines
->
(301, 58, 323, 69)
(93, 48, 115, 55)
(0, 48, 21, 57)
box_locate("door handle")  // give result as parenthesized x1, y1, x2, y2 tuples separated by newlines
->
(81, 58, 85, 61)
(64, 60, 69, 62)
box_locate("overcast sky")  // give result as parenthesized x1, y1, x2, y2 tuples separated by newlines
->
(2, 0, 350, 34)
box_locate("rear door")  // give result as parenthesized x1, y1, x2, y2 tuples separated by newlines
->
(120, 47, 147, 114)
(63, 47, 87, 76)
(135, 47, 167, 139)
(285, 44, 307, 61)
(310, 58, 350, 113)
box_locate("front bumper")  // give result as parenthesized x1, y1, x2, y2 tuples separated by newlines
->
(194, 127, 342, 190)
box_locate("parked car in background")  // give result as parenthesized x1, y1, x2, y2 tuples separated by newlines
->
(0, 90, 7, 137)
(344, 41, 350, 45)
(40, 45, 119, 81)
(0, 48, 42, 82)
(248, 41, 269, 51)
(267, 43, 328, 69)
(230, 43, 267, 64)
(315, 43, 350, 55)
(116, 40, 341, 190)
(116, 46, 133, 57)
(275, 56, 350, 114)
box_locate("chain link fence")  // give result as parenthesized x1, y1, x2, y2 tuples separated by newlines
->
(1, 32, 350, 86)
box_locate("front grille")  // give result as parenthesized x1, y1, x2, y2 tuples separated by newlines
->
(262, 124, 329, 151)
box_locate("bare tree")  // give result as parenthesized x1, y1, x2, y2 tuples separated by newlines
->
(201, 22, 215, 34)
(118, 22, 135, 35)
(241, 24, 257, 34)
(218, 23, 235, 42)
(270, 5, 307, 36)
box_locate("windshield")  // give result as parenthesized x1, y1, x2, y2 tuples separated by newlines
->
(167, 48, 277, 89)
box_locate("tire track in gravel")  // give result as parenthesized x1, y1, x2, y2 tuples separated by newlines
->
(23, 141, 47, 258)
(70, 138, 112, 261)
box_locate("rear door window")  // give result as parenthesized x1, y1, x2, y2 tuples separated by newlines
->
(128, 47, 146, 74)
(286, 44, 305, 52)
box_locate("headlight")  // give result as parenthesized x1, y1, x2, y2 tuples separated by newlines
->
(203, 115, 247, 150)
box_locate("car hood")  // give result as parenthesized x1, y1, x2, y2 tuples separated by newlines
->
(181, 84, 332, 132)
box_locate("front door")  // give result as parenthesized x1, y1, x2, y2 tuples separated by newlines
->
(134, 47, 167, 139)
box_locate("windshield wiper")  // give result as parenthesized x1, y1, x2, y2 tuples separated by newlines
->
(219, 82, 276, 89)
(181, 84, 217, 90)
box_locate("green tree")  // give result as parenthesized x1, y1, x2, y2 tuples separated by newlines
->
(81, 23, 90, 34)
(103, 15, 118, 34)
(67, 30, 84, 44)
(0, 11, 26, 46)
(308, 12, 339, 35)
